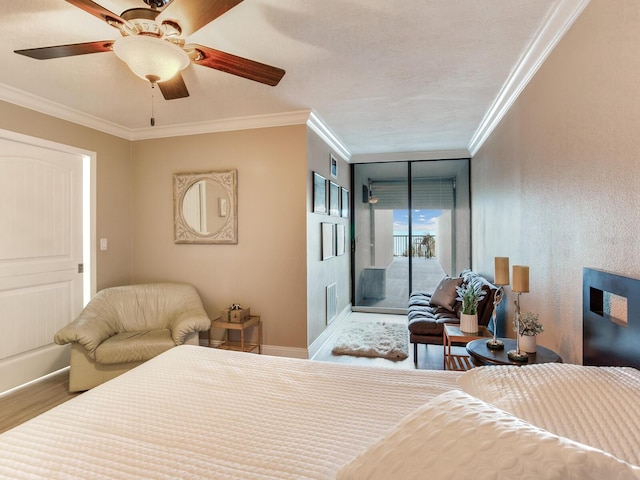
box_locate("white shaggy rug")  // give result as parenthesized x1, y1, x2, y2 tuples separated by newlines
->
(331, 320, 408, 360)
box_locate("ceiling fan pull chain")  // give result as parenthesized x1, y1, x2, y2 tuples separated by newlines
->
(150, 82, 156, 127)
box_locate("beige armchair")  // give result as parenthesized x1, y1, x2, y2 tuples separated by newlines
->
(55, 283, 211, 392)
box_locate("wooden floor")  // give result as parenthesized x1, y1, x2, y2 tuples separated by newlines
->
(0, 369, 81, 434)
(0, 313, 457, 433)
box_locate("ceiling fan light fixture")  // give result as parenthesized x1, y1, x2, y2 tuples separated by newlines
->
(113, 35, 189, 83)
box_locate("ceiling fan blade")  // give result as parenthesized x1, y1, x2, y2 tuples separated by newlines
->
(66, 0, 127, 26)
(190, 45, 285, 86)
(65, 0, 127, 26)
(14, 41, 114, 60)
(160, 0, 244, 37)
(158, 73, 190, 100)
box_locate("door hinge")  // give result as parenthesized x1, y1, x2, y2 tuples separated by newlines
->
(78, 263, 84, 273)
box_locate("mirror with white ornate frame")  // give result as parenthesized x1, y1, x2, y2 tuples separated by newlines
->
(173, 169, 238, 244)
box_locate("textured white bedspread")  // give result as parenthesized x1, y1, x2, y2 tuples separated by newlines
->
(0, 345, 461, 479)
(458, 363, 640, 466)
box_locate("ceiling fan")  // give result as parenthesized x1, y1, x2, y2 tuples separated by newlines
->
(14, 0, 286, 100)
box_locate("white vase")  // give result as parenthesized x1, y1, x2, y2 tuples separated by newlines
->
(519, 334, 537, 353)
(460, 313, 478, 333)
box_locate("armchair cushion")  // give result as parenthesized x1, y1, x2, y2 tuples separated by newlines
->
(94, 329, 175, 364)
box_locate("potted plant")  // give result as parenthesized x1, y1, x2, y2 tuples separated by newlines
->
(514, 311, 543, 352)
(456, 281, 486, 333)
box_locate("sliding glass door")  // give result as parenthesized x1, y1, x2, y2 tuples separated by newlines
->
(353, 163, 408, 309)
(352, 159, 470, 312)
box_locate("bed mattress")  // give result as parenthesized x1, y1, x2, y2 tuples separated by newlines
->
(0, 345, 461, 479)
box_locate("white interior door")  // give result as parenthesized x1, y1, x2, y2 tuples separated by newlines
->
(0, 134, 85, 393)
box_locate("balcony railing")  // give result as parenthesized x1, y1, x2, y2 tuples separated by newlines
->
(393, 235, 436, 258)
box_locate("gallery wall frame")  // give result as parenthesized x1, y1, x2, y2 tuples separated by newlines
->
(322, 222, 335, 260)
(336, 224, 346, 256)
(330, 154, 338, 179)
(313, 172, 327, 214)
(329, 181, 340, 216)
(340, 188, 349, 218)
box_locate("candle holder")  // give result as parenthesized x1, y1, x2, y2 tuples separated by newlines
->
(507, 292, 529, 362)
(487, 257, 509, 350)
(486, 286, 504, 350)
(507, 265, 529, 362)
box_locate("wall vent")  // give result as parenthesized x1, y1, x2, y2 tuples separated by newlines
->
(326, 283, 337, 324)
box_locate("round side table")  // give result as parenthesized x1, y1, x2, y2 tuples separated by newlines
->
(466, 338, 562, 366)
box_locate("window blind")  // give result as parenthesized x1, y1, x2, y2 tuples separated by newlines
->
(369, 177, 454, 209)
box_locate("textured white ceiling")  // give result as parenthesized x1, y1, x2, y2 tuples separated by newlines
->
(0, 0, 582, 157)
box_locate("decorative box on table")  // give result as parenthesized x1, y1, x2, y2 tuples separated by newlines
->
(221, 307, 250, 323)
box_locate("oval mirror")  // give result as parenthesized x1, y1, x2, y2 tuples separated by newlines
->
(174, 170, 237, 244)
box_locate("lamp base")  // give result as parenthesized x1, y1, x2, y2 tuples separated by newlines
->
(507, 349, 529, 362)
(486, 338, 504, 350)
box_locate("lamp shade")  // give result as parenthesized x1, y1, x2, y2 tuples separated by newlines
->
(512, 265, 530, 293)
(494, 257, 509, 285)
(113, 35, 190, 83)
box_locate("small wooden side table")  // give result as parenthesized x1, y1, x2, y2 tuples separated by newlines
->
(209, 315, 262, 354)
(443, 324, 491, 371)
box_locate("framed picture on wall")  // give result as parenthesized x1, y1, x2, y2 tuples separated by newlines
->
(313, 172, 327, 214)
(336, 224, 346, 256)
(330, 154, 338, 179)
(329, 181, 340, 216)
(340, 188, 349, 218)
(322, 222, 335, 260)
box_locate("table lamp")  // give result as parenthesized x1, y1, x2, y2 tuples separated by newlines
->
(508, 265, 530, 362)
(487, 257, 509, 350)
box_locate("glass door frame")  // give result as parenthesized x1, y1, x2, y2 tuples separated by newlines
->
(350, 159, 470, 314)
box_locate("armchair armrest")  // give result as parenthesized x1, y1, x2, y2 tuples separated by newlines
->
(53, 292, 119, 359)
(54, 300, 119, 358)
(169, 309, 211, 345)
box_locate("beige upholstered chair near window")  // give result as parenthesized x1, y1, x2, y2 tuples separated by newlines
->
(55, 283, 211, 392)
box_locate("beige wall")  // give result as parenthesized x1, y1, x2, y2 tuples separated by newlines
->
(306, 129, 351, 346)
(0, 101, 133, 290)
(471, 0, 640, 364)
(0, 103, 336, 354)
(131, 125, 309, 351)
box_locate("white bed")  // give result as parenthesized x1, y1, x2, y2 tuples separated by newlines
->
(1, 345, 640, 479)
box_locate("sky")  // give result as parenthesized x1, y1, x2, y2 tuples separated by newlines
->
(393, 209, 442, 236)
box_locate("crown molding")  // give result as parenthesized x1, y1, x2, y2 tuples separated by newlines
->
(0, 82, 131, 139)
(0, 82, 317, 142)
(129, 109, 313, 140)
(306, 111, 351, 162)
(467, 0, 591, 157)
(350, 149, 470, 164)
